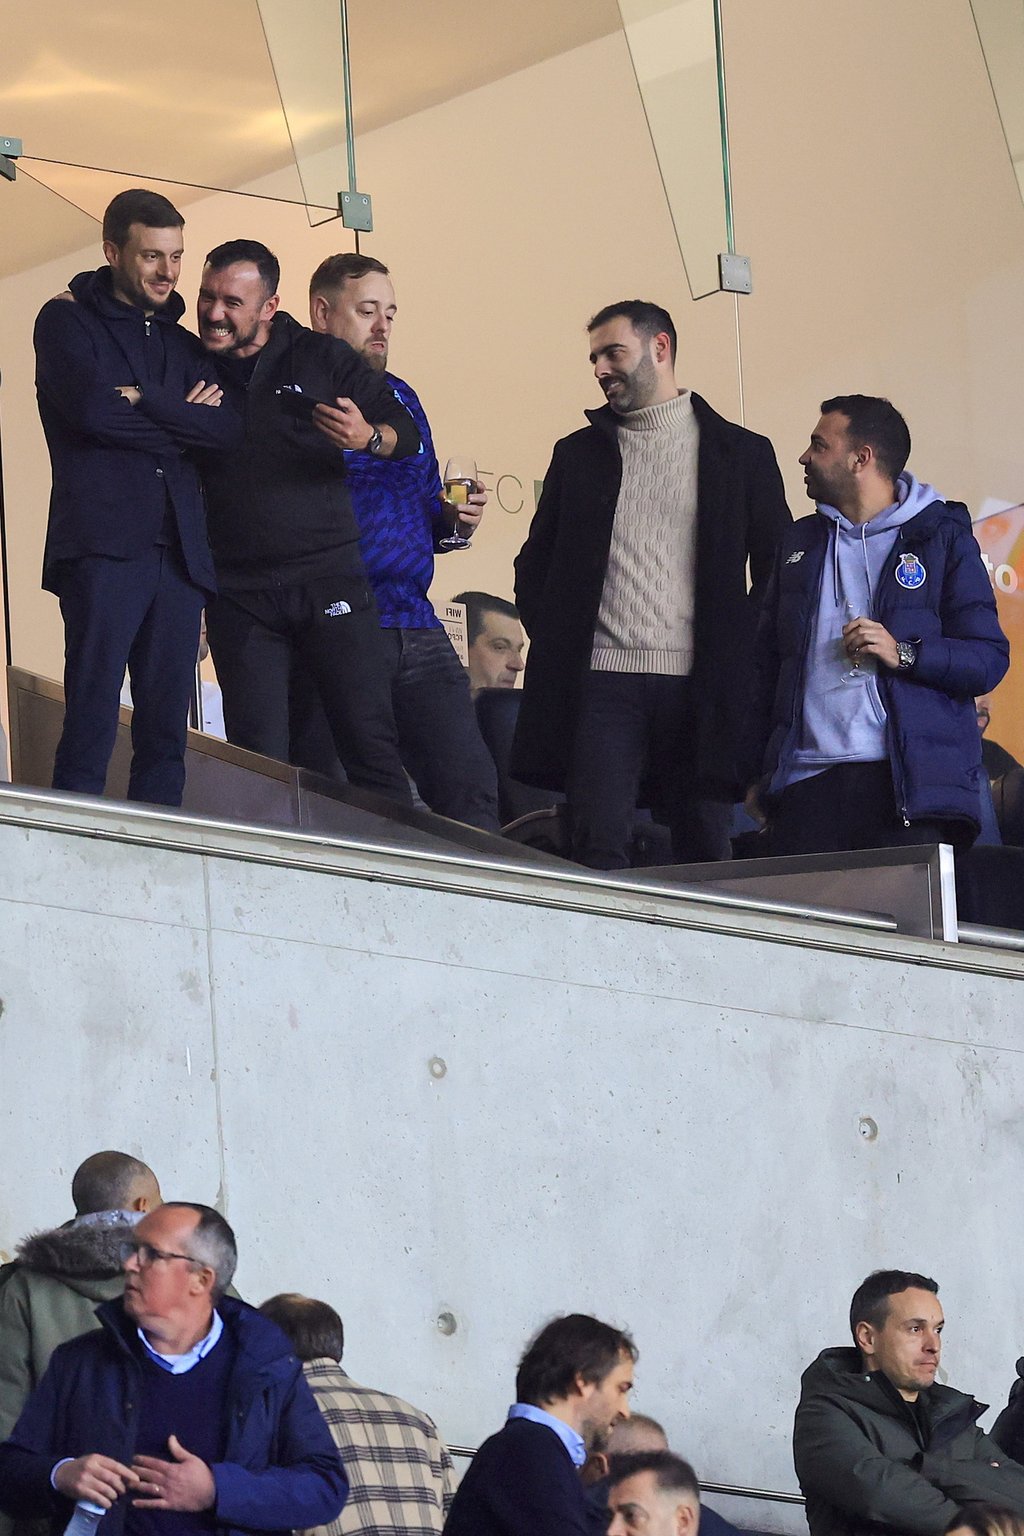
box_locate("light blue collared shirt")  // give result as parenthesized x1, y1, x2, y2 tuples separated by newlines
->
(138, 1309, 223, 1375)
(506, 1403, 586, 1467)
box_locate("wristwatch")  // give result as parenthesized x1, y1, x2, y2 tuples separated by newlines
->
(366, 426, 384, 455)
(896, 640, 918, 671)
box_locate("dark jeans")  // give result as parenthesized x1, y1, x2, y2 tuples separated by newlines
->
(205, 570, 412, 807)
(566, 671, 732, 870)
(53, 545, 204, 807)
(290, 627, 500, 832)
(768, 760, 975, 855)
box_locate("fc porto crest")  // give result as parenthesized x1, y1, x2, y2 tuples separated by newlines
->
(895, 552, 926, 590)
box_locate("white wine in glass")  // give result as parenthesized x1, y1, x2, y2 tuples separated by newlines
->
(439, 456, 477, 551)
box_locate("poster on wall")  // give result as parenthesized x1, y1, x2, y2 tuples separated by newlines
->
(974, 500, 1024, 764)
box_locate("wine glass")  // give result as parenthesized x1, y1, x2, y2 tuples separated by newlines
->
(439, 456, 477, 551)
(841, 600, 866, 683)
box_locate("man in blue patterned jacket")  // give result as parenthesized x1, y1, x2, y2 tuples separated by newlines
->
(300, 254, 500, 832)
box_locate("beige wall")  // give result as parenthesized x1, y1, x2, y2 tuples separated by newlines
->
(2, 0, 1023, 746)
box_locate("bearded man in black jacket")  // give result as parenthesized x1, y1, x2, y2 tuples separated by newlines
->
(512, 299, 790, 870)
(196, 240, 420, 805)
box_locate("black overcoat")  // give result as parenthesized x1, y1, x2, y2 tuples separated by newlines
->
(511, 393, 791, 797)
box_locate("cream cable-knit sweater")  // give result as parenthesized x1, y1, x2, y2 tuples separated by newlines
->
(590, 389, 699, 675)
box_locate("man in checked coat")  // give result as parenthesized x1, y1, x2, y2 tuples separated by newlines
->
(260, 1294, 454, 1535)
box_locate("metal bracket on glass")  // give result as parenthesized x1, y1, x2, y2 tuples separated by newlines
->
(0, 137, 22, 183)
(718, 252, 752, 294)
(339, 190, 373, 232)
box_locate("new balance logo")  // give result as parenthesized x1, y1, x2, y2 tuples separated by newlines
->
(323, 600, 352, 618)
(785, 550, 805, 565)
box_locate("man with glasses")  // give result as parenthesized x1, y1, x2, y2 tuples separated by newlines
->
(0, 1202, 347, 1536)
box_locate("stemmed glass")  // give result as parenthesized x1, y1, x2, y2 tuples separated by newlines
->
(842, 600, 867, 683)
(438, 456, 477, 552)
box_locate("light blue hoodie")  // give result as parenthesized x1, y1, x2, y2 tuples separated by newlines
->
(782, 472, 940, 788)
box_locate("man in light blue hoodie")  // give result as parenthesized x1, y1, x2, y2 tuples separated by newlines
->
(746, 395, 1008, 854)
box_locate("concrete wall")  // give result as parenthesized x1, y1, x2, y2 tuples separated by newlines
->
(1, 792, 1023, 1524)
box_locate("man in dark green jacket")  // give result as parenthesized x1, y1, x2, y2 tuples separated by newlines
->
(0, 1152, 162, 1446)
(794, 1269, 1024, 1536)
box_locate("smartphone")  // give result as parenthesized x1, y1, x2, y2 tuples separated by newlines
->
(276, 384, 332, 421)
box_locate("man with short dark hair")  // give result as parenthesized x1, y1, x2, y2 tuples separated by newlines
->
(0, 1152, 162, 1444)
(451, 592, 526, 698)
(259, 1292, 455, 1533)
(0, 1203, 347, 1536)
(296, 253, 499, 830)
(746, 396, 1008, 853)
(33, 188, 240, 805)
(443, 1312, 637, 1535)
(196, 240, 421, 806)
(794, 1268, 1024, 1536)
(607, 1450, 702, 1536)
(513, 299, 790, 869)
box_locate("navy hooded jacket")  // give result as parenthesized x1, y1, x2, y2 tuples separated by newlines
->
(748, 495, 1009, 831)
(33, 268, 242, 595)
(0, 1296, 348, 1536)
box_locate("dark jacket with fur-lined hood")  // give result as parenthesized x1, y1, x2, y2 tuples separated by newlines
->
(0, 1214, 136, 1444)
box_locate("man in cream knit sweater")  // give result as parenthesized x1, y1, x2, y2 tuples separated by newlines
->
(512, 300, 790, 869)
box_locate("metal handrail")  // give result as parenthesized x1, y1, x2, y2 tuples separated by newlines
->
(447, 1446, 805, 1506)
(0, 779, 895, 938)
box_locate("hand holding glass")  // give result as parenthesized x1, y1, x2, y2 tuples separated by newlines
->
(842, 601, 866, 683)
(439, 457, 477, 551)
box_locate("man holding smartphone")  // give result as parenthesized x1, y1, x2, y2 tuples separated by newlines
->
(297, 253, 500, 831)
(195, 239, 420, 804)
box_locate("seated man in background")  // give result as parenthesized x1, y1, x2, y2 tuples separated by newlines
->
(794, 1269, 1024, 1536)
(451, 592, 526, 698)
(444, 1312, 636, 1535)
(260, 1292, 454, 1533)
(0, 1203, 347, 1536)
(977, 697, 1024, 847)
(606, 1450, 710, 1536)
(582, 1409, 669, 1487)
(0, 1151, 161, 1443)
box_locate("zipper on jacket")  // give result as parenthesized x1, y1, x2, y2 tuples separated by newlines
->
(144, 318, 151, 338)
(876, 531, 913, 825)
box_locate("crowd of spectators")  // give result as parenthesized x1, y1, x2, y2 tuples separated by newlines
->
(21, 184, 1018, 886)
(5, 1158, 1024, 1536)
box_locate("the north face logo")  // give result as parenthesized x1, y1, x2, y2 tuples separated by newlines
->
(323, 600, 352, 618)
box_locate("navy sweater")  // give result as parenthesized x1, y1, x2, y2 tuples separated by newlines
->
(443, 1418, 602, 1536)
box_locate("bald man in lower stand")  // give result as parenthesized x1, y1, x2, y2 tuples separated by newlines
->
(0, 1152, 162, 1443)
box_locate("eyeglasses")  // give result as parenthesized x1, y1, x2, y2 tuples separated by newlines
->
(119, 1240, 201, 1269)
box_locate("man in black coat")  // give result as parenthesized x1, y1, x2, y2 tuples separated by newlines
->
(33, 188, 241, 806)
(443, 1313, 636, 1536)
(512, 299, 790, 869)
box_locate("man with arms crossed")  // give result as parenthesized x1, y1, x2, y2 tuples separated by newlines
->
(794, 1269, 1024, 1536)
(34, 189, 239, 806)
(301, 253, 499, 830)
(0, 1202, 347, 1536)
(443, 1312, 636, 1535)
(196, 240, 420, 805)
